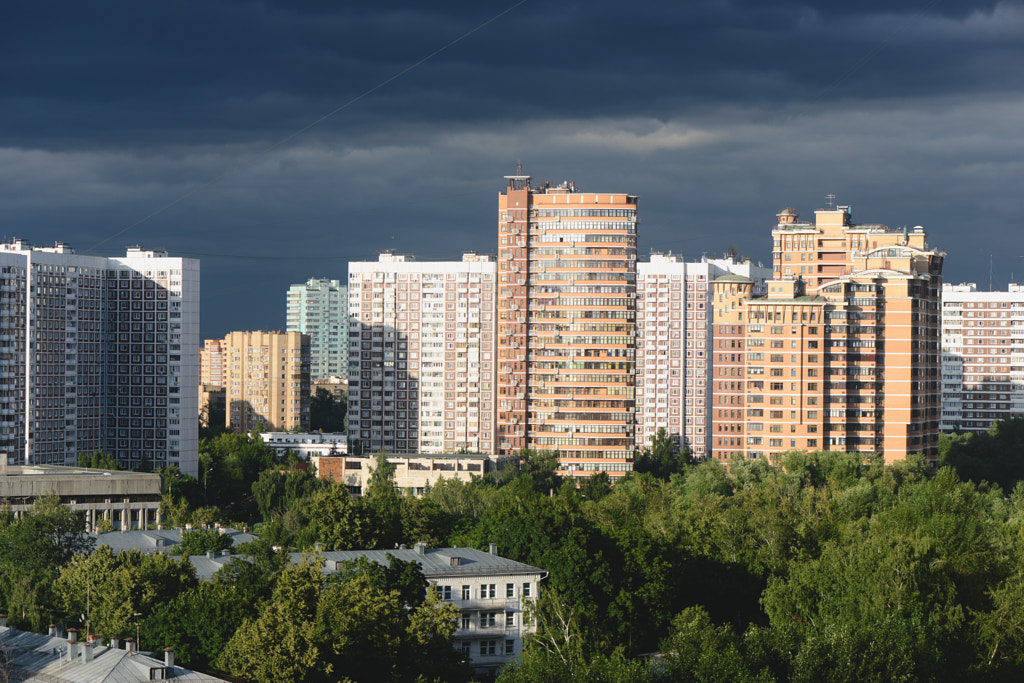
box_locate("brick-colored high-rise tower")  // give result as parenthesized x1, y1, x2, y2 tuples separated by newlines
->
(497, 170, 638, 479)
(711, 203, 944, 464)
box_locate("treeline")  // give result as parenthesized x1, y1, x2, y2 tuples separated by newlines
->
(5, 422, 1024, 681)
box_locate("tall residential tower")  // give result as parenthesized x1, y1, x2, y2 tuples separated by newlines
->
(497, 172, 638, 479)
(286, 278, 348, 381)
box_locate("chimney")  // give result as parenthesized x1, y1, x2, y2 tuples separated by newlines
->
(125, 637, 134, 655)
(49, 624, 57, 637)
(67, 628, 78, 643)
(206, 550, 214, 560)
(164, 648, 175, 670)
(110, 637, 119, 650)
(68, 640, 79, 662)
(0, 614, 6, 628)
(489, 543, 497, 555)
(414, 542, 426, 555)
(83, 640, 95, 662)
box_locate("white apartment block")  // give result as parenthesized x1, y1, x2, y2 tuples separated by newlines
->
(0, 241, 199, 476)
(940, 283, 1024, 431)
(286, 278, 348, 381)
(316, 544, 542, 676)
(348, 253, 497, 455)
(636, 254, 771, 459)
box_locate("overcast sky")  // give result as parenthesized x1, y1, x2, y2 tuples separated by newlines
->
(4, 0, 1024, 338)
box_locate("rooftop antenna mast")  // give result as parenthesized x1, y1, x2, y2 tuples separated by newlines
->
(990, 254, 994, 291)
(825, 193, 836, 209)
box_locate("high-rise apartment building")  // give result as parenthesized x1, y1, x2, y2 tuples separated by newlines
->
(497, 173, 638, 479)
(223, 331, 310, 432)
(0, 241, 199, 475)
(710, 204, 944, 464)
(347, 253, 497, 454)
(286, 278, 348, 381)
(200, 338, 226, 387)
(940, 283, 1024, 431)
(636, 254, 771, 459)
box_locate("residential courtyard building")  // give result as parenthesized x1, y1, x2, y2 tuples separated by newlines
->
(710, 203, 944, 464)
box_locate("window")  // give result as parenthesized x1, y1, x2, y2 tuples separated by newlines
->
(461, 613, 471, 629)
(522, 582, 532, 597)
(481, 612, 498, 628)
(481, 584, 496, 599)
(506, 612, 515, 627)
(505, 639, 515, 655)
(480, 640, 497, 656)
(461, 641, 471, 657)
(507, 583, 515, 598)
(437, 585, 452, 600)
(462, 585, 471, 600)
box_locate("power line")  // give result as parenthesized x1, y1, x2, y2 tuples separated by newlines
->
(83, 0, 530, 255)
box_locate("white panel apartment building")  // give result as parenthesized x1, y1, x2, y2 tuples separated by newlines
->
(286, 278, 348, 381)
(636, 254, 771, 459)
(940, 283, 1024, 431)
(0, 241, 199, 476)
(348, 253, 497, 454)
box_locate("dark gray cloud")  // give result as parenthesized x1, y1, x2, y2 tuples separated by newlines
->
(2, 0, 1023, 336)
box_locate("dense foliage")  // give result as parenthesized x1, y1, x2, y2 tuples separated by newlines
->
(7, 419, 1024, 681)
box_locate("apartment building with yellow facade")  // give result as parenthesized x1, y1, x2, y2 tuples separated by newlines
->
(497, 171, 637, 479)
(223, 330, 310, 432)
(711, 203, 944, 464)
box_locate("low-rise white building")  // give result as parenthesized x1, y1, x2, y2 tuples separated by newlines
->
(311, 451, 514, 496)
(258, 431, 348, 458)
(314, 543, 544, 676)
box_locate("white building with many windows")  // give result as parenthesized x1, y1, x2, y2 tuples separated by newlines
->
(316, 543, 544, 676)
(347, 253, 497, 454)
(286, 277, 348, 381)
(0, 240, 199, 475)
(636, 254, 770, 459)
(940, 283, 1024, 431)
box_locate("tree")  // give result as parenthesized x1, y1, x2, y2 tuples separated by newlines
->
(310, 388, 346, 433)
(295, 482, 381, 550)
(55, 546, 197, 639)
(76, 450, 120, 470)
(173, 528, 234, 557)
(634, 428, 689, 480)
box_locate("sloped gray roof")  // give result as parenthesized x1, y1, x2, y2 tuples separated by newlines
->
(308, 546, 544, 579)
(93, 528, 257, 554)
(0, 626, 228, 682)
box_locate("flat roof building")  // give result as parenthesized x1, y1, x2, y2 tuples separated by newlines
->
(497, 170, 638, 479)
(940, 283, 1024, 431)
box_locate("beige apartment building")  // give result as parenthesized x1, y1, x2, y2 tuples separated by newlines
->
(497, 171, 637, 479)
(940, 283, 1024, 431)
(224, 331, 310, 432)
(636, 254, 771, 459)
(347, 253, 497, 455)
(711, 203, 944, 464)
(200, 338, 226, 387)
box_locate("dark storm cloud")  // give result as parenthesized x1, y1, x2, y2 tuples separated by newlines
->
(2, 1, 1023, 336)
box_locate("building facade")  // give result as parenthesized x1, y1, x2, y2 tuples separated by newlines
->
(286, 278, 348, 381)
(940, 283, 1024, 431)
(710, 204, 944, 464)
(347, 253, 497, 455)
(223, 330, 310, 432)
(0, 241, 199, 475)
(316, 544, 543, 676)
(636, 254, 771, 459)
(497, 173, 638, 480)
(200, 338, 226, 387)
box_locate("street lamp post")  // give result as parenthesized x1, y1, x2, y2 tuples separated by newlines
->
(134, 612, 142, 652)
